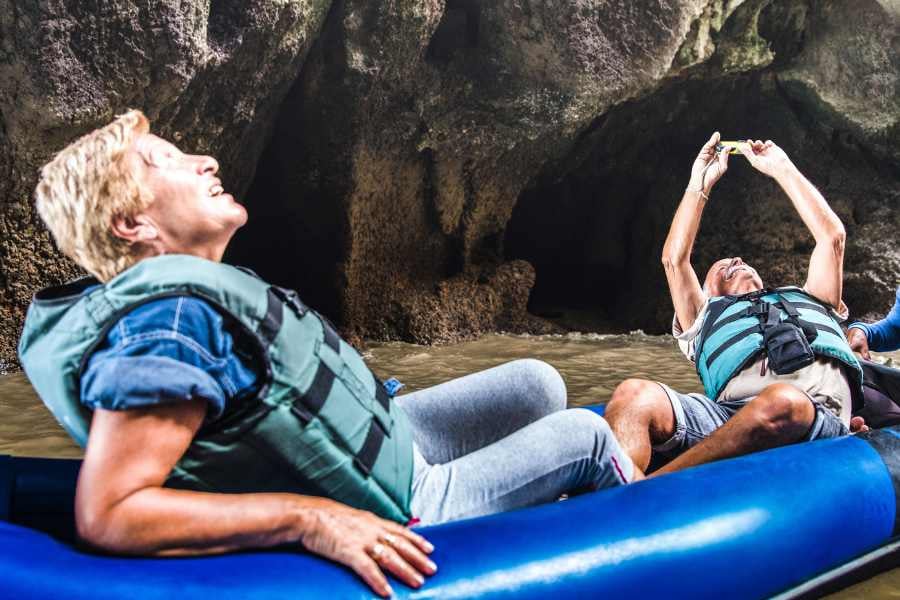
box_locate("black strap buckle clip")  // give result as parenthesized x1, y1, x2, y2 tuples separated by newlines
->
(750, 301, 769, 317)
(271, 286, 309, 317)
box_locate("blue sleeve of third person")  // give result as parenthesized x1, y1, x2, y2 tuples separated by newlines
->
(853, 286, 900, 353)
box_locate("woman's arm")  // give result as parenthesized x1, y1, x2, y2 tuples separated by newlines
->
(75, 400, 435, 597)
(739, 140, 846, 309)
(662, 132, 730, 331)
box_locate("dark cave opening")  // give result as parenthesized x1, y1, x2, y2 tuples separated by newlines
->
(504, 71, 889, 334)
(224, 137, 348, 326)
(225, 144, 344, 321)
(225, 102, 348, 323)
(426, 0, 480, 63)
(224, 2, 353, 327)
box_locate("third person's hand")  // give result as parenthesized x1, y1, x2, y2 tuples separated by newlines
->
(848, 327, 872, 361)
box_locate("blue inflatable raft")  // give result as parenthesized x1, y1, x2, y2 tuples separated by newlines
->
(1, 411, 899, 599)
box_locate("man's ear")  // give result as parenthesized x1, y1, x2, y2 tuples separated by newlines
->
(110, 213, 158, 244)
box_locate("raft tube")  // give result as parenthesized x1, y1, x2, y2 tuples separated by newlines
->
(1, 412, 899, 599)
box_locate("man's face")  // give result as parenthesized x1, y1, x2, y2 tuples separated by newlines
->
(704, 257, 764, 297)
(129, 134, 247, 257)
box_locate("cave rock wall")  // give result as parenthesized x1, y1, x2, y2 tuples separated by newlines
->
(0, 0, 331, 368)
(0, 0, 897, 367)
(507, 0, 899, 333)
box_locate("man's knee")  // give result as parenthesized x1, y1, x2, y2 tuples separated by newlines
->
(746, 383, 815, 440)
(607, 379, 668, 422)
(510, 359, 567, 413)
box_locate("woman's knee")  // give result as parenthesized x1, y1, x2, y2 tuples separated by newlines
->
(506, 359, 567, 413)
(554, 408, 613, 445)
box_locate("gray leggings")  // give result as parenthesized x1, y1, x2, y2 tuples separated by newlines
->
(396, 359, 633, 525)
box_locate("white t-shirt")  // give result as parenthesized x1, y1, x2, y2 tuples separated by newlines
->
(673, 292, 852, 426)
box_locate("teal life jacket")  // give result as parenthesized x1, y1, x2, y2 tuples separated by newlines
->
(694, 286, 864, 403)
(18, 255, 414, 522)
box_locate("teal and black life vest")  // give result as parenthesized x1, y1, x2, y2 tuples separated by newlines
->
(18, 255, 414, 522)
(694, 286, 864, 402)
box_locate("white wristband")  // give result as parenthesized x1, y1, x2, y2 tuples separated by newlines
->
(686, 187, 709, 201)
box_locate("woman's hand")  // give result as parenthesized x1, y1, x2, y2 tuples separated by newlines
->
(300, 499, 437, 597)
(738, 139, 795, 178)
(848, 327, 872, 361)
(689, 131, 730, 195)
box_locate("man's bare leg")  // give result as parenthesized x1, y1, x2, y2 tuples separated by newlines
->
(605, 379, 677, 479)
(651, 383, 815, 477)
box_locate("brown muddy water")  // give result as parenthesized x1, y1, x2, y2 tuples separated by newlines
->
(1, 333, 898, 597)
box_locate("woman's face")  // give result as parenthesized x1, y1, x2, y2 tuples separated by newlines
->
(129, 134, 247, 259)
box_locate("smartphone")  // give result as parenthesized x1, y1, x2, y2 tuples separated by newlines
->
(715, 141, 747, 155)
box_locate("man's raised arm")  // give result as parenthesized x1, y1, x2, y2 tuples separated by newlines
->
(739, 140, 846, 309)
(662, 132, 730, 331)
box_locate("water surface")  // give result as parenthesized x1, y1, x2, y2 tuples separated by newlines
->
(1, 333, 897, 596)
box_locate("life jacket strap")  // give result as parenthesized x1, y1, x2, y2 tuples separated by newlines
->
(259, 288, 285, 346)
(355, 418, 389, 477)
(705, 324, 764, 369)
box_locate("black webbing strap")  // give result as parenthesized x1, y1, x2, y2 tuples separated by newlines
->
(289, 397, 315, 425)
(298, 362, 336, 417)
(354, 419, 387, 477)
(703, 304, 766, 342)
(775, 298, 821, 342)
(766, 304, 781, 328)
(273, 286, 309, 317)
(695, 297, 738, 358)
(785, 301, 831, 318)
(321, 319, 341, 353)
(705, 325, 763, 370)
(373, 374, 391, 412)
(259, 288, 285, 346)
(776, 298, 801, 319)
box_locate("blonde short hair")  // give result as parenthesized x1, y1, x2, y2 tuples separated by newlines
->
(35, 110, 151, 282)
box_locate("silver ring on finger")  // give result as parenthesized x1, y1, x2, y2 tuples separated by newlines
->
(380, 533, 398, 547)
(369, 542, 387, 560)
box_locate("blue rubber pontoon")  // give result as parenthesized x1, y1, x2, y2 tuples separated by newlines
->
(1, 410, 898, 599)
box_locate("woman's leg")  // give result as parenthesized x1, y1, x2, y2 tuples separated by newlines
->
(396, 359, 567, 464)
(409, 408, 634, 525)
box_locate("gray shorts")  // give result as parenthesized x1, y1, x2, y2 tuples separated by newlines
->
(652, 383, 849, 460)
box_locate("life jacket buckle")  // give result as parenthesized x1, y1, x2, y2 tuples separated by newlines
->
(383, 377, 405, 397)
(271, 286, 309, 317)
(749, 301, 769, 317)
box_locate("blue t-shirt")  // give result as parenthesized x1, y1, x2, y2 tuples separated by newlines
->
(81, 296, 260, 418)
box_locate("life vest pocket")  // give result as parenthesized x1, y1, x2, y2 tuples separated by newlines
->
(762, 322, 815, 374)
